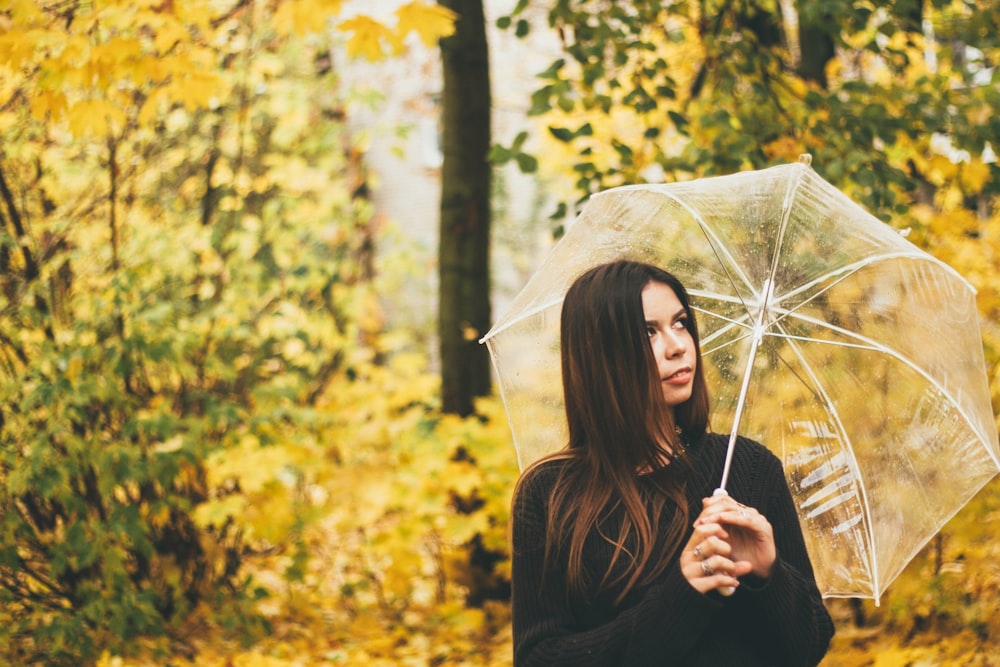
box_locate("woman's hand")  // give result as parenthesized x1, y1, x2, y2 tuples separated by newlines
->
(694, 493, 776, 580)
(679, 521, 751, 594)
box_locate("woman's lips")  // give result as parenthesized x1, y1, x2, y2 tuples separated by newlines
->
(663, 367, 692, 385)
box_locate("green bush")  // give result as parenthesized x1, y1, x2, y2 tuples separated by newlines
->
(0, 26, 377, 663)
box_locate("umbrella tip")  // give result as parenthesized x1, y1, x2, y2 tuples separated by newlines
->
(798, 153, 813, 166)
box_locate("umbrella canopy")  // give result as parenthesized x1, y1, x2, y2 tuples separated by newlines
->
(481, 156, 1000, 601)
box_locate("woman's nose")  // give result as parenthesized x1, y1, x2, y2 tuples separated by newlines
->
(662, 330, 687, 357)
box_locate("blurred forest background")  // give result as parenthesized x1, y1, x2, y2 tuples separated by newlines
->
(1, 0, 999, 665)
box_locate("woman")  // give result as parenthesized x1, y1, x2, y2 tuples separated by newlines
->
(510, 260, 834, 666)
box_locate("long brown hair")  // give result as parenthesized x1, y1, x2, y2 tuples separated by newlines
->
(529, 260, 711, 603)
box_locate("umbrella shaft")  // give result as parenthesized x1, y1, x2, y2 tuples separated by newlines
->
(717, 325, 765, 493)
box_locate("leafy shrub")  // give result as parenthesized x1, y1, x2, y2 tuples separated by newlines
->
(0, 17, 376, 663)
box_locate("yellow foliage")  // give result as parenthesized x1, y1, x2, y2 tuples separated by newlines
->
(339, 15, 395, 61)
(4, 0, 44, 25)
(934, 183, 964, 211)
(29, 89, 67, 121)
(925, 207, 979, 238)
(272, 0, 343, 38)
(0, 28, 42, 69)
(959, 159, 991, 194)
(137, 86, 167, 126)
(167, 70, 225, 111)
(67, 99, 126, 136)
(395, 1, 457, 47)
(763, 136, 806, 162)
(149, 14, 192, 54)
(925, 153, 959, 186)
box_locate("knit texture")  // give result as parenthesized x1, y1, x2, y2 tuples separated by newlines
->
(511, 433, 834, 666)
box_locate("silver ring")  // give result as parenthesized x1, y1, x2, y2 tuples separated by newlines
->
(694, 545, 704, 560)
(701, 559, 714, 576)
(740, 508, 750, 520)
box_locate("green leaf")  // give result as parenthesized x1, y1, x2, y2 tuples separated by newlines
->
(549, 126, 574, 142)
(515, 152, 538, 173)
(488, 144, 512, 165)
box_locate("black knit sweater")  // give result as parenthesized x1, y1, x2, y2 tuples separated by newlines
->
(510, 433, 834, 666)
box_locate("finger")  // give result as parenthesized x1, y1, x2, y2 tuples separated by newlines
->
(701, 495, 747, 515)
(691, 518, 729, 538)
(699, 554, 740, 578)
(699, 500, 759, 527)
(696, 496, 742, 517)
(689, 520, 731, 545)
(697, 555, 745, 594)
(693, 535, 732, 561)
(683, 551, 745, 594)
(701, 494, 739, 510)
(729, 505, 754, 524)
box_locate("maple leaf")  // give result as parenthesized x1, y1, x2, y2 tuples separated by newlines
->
(338, 15, 392, 61)
(5, 0, 44, 27)
(168, 70, 225, 111)
(272, 0, 343, 36)
(67, 99, 126, 136)
(394, 0, 456, 47)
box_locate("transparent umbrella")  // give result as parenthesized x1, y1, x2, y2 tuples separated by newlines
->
(481, 156, 1000, 601)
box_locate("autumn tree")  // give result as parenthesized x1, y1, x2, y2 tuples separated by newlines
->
(502, 0, 999, 220)
(438, 0, 493, 416)
(0, 0, 455, 662)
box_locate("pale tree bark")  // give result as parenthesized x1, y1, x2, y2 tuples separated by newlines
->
(438, 0, 492, 416)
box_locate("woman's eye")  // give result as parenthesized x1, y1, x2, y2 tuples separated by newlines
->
(646, 326, 656, 337)
(673, 318, 688, 330)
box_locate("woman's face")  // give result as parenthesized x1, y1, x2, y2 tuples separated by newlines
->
(641, 280, 696, 408)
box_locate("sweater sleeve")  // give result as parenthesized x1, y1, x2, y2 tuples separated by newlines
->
(728, 442, 835, 667)
(511, 465, 722, 667)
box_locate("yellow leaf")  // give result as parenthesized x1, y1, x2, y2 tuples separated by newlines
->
(394, 1, 457, 47)
(272, 0, 312, 37)
(0, 110, 18, 134)
(338, 16, 393, 61)
(29, 89, 68, 122)
(926, 153, 957, 186)
(5, 0, 44, 26)
(872, 647, 920, 667)
(65, 355, 83, 383)
(67, 99, 126, 137)
(0, 29, 41, 69)
(959, 158, 990, 194)
(137, 86, 167, 126)
(762, 136, 804, 162)
(382, 549, 421, 597)
(166, 70, 223, 110)
(152, 16, 191, 54)
(273, 0, 344, 36)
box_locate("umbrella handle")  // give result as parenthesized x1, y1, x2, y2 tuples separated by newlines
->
(712, 488, 736, 597)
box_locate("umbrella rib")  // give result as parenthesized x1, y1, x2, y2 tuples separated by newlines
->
(765, 310, 999, 467)
(772, 252, 976, 313)
(479, 296, 565, 342)
(661, 195, 758, 311)
(689, 300, 754, 355)
(763, 322, 880, 596)
(756, 247, 992, 454)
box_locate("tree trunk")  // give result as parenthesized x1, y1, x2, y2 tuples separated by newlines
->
(438, 0, 492, 416)
(796, 0, 836, 87)
(893, 0, 924, 35)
